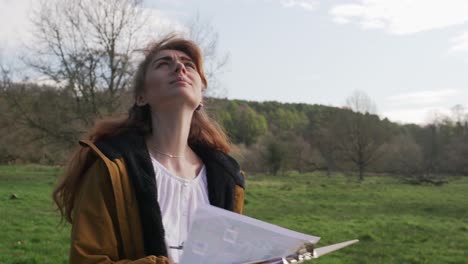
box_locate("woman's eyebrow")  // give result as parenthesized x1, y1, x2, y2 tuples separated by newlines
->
(151, 55, 194, 68)
(151, 56, 172, 67)
(179, 56, 194, 63)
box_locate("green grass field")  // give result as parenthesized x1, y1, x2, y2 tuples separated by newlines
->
(0, 165, 467, 264)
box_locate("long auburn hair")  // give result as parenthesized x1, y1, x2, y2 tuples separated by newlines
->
(53, 35, 231, 223)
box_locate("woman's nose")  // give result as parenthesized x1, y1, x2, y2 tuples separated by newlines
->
(174, 61, 187, 74)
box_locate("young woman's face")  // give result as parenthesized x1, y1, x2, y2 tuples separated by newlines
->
(141, 49, 203, 112)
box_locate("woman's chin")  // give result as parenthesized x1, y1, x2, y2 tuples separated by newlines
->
(152, 97, 200, 112)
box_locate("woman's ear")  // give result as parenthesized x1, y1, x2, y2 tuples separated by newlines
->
(136, 95, 147, 106)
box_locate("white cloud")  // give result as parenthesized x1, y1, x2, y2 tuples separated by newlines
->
(0, 0, 35, 49)
(138, 8, 188, 42)
(332, 16, 350, 24)
(280, 0, 319, 11)
(449, 31, 468, 53)
(329, 0, 468, 35)
(386, 89, 460, 105)
(383, 106, 451, 124)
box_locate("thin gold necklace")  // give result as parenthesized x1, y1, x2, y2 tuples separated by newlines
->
(150, 146, 185, 158)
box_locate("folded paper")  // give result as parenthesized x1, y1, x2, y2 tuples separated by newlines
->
(179, 204, 358, 264)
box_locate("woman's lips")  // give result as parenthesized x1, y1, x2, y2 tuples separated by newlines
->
(170, 76, 191, 85)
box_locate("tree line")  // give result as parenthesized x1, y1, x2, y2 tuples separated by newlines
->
(1, 81, 467, 183)
(206, 97, 468, 183)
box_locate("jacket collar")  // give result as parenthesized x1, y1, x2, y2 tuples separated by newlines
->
(92, 128, 243, 257)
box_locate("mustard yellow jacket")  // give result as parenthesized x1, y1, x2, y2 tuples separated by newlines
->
(70, 130, 245, 263)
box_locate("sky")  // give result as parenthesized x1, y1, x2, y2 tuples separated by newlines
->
(1, 0, 468, 124)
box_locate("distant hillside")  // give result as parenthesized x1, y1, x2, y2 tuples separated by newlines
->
(1, 83, 467, 181)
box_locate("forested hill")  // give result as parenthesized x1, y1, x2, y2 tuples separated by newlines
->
(205, 97, 467, 180)
(1, 83, 467, 181)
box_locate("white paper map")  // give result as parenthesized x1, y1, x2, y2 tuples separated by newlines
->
(179, 204, 338, 264)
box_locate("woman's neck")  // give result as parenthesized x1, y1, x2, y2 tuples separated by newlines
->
(146, 109, 204, 179)
(147, 109, 193, 157)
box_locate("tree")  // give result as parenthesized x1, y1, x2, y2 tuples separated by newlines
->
(384, 132, 448, 185)
(28, 0, 146, 117)
(220, 102, 268, 146)
(313, 127, 339, 176)
(187, 14, 230, 97)
(18, 0, 229, 150)
(261, 134, 291, 176)
(337, 91, 386, 180)
(288, 135, 323, 173)
(451, 104, 466, 124)
(442, 135, 468, 175)
(267, 108, 309, 134)
(310, 108, 343, 176)
(344, 90, 377, 115)
(384, 134, 424, 180)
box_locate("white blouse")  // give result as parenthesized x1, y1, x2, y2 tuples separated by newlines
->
(150, 155, 210, 264)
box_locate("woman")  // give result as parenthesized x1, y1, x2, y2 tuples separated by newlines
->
(52, 36, 245, 264)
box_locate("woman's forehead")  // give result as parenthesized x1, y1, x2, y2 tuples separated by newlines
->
(152, 49, 192, 61)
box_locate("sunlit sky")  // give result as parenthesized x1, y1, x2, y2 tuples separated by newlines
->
(1, 0, 468, 124)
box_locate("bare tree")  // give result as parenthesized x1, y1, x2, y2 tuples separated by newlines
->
(337, 91, 386, 180)
(186, 14, 230, 98)
(385, 134, 424, 179)
(3, 0, 231, 164)
(451, 104, 466, 124)
(314, 127, 339, 176)
(25, 0, 146, 128)
(22, 0, 230, 136)
(345, 90, 377, 114)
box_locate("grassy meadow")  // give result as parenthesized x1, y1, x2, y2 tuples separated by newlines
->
(0, 165, 467, 264)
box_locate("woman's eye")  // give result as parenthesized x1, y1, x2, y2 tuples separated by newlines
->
(185, 62, 196, 69)
(155, 62, 168, 68)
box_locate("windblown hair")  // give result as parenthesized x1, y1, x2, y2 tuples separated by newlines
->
(53, 35, 231, 223)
